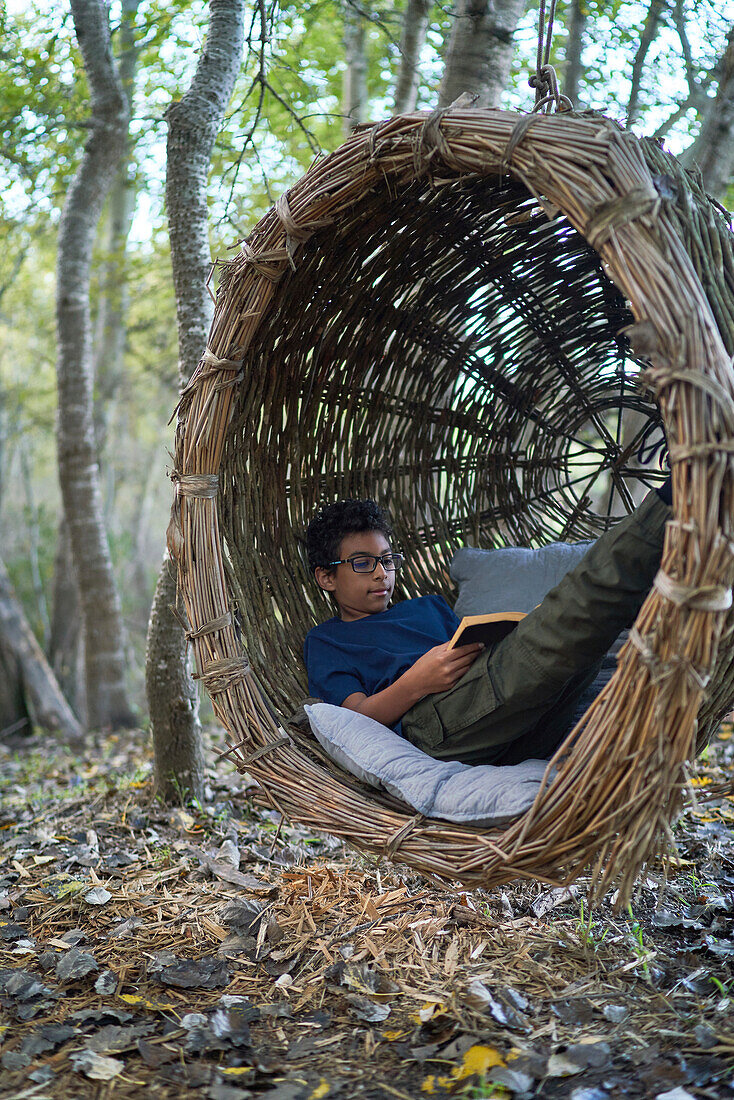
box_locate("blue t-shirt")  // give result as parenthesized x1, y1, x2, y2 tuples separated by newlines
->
(304, 595, 460, 708)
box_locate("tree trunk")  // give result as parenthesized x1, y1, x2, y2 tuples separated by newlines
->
(439, 0, 527, 109)
(146, 0, 246, 803)
(0, 556, 83, 743)
(48, 519, 85, 723)
(0, 640, 29, 741)
(342, 1, 368, 135)
(146, 554, 204, 799)
(56, 0, 135, 729)
(627, 0, 665, 126)
(394, 0, 430, 113)
(680, 27, 734, 200)
(93, 0, 140, 464)
(563, 0, 586, 107)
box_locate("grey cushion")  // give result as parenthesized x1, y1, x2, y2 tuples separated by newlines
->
(450, 539, 628, 671)
(450, 541, 594, 618)
(305, 702, 549, 827)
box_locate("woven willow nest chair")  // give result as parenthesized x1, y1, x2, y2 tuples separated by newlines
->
(170, 107, 734, 903)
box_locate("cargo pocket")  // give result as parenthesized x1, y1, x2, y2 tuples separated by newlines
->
(433, 652, 501, 737)
(403, 651, 502, 751)
(402, 696, 444, 751)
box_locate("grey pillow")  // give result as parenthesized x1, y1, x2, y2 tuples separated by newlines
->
(450, 540, 594, 618)
(305, 702, 549, 827)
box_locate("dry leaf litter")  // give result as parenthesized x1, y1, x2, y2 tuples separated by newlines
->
(0, 723, 733, 1100)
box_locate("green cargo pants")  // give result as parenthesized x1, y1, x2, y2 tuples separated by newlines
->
(402, 490, 671, 765)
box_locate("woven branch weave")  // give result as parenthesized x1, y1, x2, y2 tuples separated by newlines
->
(171, 107, 734, 903)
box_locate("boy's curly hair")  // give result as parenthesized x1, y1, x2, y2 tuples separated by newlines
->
(306, 500, 393, 572)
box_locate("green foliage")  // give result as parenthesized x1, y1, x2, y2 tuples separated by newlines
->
(0, 3, 87, 218)
(0, 0, 732, 718)
(509, 0, 731, 153)
(626, 903, 652, 978)
(576, 898, 609, 951)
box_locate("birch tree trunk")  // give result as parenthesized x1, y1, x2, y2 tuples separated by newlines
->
(146, 0, 246, 803)
(342, 2, 368, 135)
(680, 27, 734, 201)
(439, 0, 527, 108)
(394, 0, 430, 113)
(56, 0, 135, 729)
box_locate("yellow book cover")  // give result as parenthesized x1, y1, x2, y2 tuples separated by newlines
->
(447, 611, 526, 649)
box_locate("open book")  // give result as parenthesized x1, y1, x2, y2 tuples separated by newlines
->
(447, 611, 526, 649)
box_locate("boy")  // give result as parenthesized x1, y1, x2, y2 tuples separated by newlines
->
(304, 486, 672, 766)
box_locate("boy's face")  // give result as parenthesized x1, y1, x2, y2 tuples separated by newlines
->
(315, 530, 395, 621)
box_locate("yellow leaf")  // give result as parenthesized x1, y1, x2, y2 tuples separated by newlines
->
(119, 993, 180, 1015)
(414, 1001, 448, 1024)
(309, 1081, 330, 1099)
(221, 1067, 253, 1077)
(422, 1045, 506, 1092)
(453, 1044, 505, 1081)
(55, 879, 87, 898)
(382, 1029, 410, 1041)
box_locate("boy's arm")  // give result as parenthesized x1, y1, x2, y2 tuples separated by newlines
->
(342, 641, 483, 727)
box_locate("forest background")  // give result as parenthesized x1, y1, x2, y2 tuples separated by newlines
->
(1, 0, 734, 775)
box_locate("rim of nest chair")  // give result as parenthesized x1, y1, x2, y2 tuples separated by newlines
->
(170, 106, 734, 904)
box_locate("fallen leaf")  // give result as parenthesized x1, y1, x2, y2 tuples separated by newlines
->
(531, 886, 578, 918)
(453, 1044, 505, 1081)
(94, 970, 117, 995)
(346, 993, 390, 1022)
(69, 1050, 124, 1080)
(84, 886, 112, 905)
(56, 949, 98, 982)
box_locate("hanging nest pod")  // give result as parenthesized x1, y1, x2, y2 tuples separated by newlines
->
(170, 107, 734, 904)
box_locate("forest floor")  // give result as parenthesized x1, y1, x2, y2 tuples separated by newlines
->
(1, 724, 733, 1100)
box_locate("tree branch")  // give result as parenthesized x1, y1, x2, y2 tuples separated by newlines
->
(627, 0, 666, 126)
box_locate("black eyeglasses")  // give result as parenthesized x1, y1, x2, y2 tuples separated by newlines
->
(328, 553, 404, 573)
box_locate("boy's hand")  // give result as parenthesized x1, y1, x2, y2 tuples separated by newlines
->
(342, 641, 485, 728)
(406, 641, 484, 696)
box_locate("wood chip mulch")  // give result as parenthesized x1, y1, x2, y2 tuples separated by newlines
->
(0, 725, 733, 1100)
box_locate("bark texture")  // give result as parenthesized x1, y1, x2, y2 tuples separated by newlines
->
(56, 0, 135, 729)
(146, 0, 246, 802)
(680, 27, 734, 201)
(48, 519, 85, 723)
(146, 555, 204, 799)
(395, 0, 430, 112)
(0, 641, 29, 741)
(342, 2, 368, 135)
(563, 0, 586, 107)
(93, 0, 140, 458)
(439, 0, 527, 108)
(0, 556, 83, 743)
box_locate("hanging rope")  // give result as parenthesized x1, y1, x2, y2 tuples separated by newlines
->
(530, 0, 573, 113)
